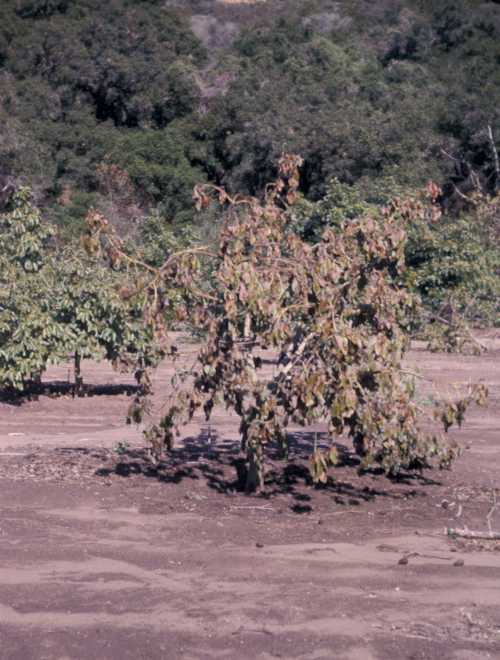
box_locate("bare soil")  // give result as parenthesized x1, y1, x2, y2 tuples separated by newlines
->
(1, 337, 500, 660)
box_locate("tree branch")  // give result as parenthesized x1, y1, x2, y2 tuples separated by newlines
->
(487, 125, 500, 194)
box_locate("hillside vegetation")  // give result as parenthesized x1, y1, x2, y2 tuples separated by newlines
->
(1, 1, 499, 226)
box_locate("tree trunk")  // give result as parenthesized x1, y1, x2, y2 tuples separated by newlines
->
(353, 432, 367, 457)
(245, 444, 264, 493)
(27, 372, 42, 400)
(74, 352, 83, 397)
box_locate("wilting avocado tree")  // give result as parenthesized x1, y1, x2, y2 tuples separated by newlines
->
(88, 156, 487, 492)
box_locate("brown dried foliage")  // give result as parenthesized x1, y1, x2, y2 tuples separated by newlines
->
(85, 156, 488, 492)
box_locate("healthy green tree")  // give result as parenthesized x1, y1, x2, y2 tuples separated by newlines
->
(0, 188, 63, 389)
(49, 248, 164, 394)
(0, 190, 165, 393)
(405, 191, 500, 329)
(290, 177, 500, 347)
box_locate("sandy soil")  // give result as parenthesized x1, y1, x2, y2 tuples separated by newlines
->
(0, 338, 499, 660)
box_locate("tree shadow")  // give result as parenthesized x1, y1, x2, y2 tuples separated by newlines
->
(0, 381, 139, 405)
(95, 429, 442, 513)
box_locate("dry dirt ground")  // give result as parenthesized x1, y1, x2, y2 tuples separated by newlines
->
(0, 337, 499, 660)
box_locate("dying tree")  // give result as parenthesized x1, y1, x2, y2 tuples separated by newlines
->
(87, 155, 487, 492)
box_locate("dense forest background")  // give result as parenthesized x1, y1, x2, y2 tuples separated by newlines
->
(0, 0, 499, 240)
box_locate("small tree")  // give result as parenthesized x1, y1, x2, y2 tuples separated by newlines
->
(89, 156, 487, 491)
(0, 190, 164, 393)
(0, 189, 62, 389)
(48, 247, 164, 395)
(289, 177, 500, 352)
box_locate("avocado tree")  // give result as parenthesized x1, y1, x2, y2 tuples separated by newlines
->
(289, 177, 500, 353)
(0, 189, 165, 393)
(88, 156, 487, 492)
(404, 190, 500, 341)
(0, 188, 64, 389)
(48, 250, 165, 395)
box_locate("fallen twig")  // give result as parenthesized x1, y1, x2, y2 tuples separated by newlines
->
(401, 370, 434, 383)
(486, 489, 498, 536)
(230, 505, 273, 511)
(447, 527, 500, 540)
